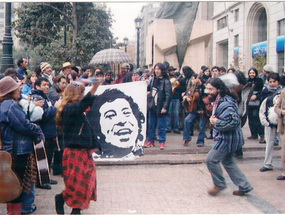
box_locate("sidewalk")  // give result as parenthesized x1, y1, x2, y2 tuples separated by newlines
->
(1, 160, 284, 214)
(96, 123, 281, 166)
(0, 123, 283, 214)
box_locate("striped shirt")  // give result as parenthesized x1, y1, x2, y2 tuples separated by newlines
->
(212, 95, 244, 153)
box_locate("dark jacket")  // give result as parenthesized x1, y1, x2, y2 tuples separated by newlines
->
(17, 66, 27, 80)
(247, 77, 264, 101)
(0, 99, 43, 154)
(172, 76, 186, 100)
(48, 84, 62, 102)
(148, 77, 172, 116)
(31, 89, 57, 139)
(62, 92, 101, 150)
(261, 85, 282, 102)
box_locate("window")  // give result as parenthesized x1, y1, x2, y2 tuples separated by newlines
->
(257, 8, 267, 42)
(278, 19, 285, 36)
(234, 9, 239, 22)
(234, 34, 239, 47)
(217, 16, 228, 30)
(277, 19, 285, 74)
(217, 40, 228, 68)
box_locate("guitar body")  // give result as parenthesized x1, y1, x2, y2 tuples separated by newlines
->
(170, 77, 180, 94)
(0, 151, 22, 203)
(34, 140, 50, 185)
(184, 88, 200, 112)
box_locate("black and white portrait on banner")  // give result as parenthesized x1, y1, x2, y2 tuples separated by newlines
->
(85, 81, 147, 161)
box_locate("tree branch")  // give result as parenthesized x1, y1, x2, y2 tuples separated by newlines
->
(16, 28, 65, 47)
(33, 2, 75, 28)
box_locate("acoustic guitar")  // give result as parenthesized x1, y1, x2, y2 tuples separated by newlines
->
(182, 86, 200, 113)
(0, 151, 22, 203)
(34, 140, 50, 185)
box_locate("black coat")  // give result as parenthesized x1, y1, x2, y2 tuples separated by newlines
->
(148, 77, 172, 116)
(31, 89, 57, 139)
(62, 92, 101, 150)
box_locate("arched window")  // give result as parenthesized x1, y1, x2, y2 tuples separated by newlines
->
(257, 8, 267, 43)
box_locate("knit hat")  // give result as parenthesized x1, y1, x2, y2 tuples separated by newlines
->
(40, 62, 51, 72)
(0, 76, 22, 97)
(263, 64, 274, 73)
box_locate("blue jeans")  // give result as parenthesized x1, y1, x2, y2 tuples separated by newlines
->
(166, 99, 180, 131)
(183, 112, 207, 144)
(206, 149, 253, 191)
(22, 185, 35, 212)
(148, 111, 167, 143)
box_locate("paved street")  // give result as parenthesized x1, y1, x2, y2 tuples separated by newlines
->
(1, 160, 285, 214)
(1, 123, 284, 214)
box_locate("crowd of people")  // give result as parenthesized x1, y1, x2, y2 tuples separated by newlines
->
(1, 56, 285, 214)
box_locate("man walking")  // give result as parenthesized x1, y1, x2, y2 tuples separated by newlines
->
(205, 77, 253, 196)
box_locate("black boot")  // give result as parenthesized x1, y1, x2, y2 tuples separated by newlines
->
(55, 193, 65, 215)
(71, 208, 81, 214)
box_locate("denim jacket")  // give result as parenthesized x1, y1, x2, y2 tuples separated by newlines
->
(0, 99, 43, 154)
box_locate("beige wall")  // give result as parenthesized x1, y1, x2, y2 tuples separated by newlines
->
(181, 20, 213, 73)
(146, 19, 178, 69)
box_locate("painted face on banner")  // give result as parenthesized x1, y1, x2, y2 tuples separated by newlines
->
(99, 98, 139, 148)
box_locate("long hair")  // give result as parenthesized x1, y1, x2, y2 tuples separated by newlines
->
(248, 67, 258, 78)
(209, 77, 237, 100)
(182, 66, 195, 79)
(154, 63, 169, 79)
(0, 91, 17, 103)
(56, 82, 85, 129)
(23, 72, 37, 85)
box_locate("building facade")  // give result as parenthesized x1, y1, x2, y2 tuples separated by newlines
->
(212, 2, 285, 74)
(139, 3, 160, 68)
(143, 2, 285, 74)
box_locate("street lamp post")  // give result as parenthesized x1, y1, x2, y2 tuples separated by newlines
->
(134, 17, 142, 69)
(123, 37, 128, 53)
(1, 3, 14, 73)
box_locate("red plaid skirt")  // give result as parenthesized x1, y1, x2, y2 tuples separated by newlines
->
(62, 148, 97, 209)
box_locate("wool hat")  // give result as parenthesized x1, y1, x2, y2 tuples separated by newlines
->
(263, 64, 274, 73)
(40, 62, 51, 72)
(61, 62, 74, 70)
(0, 76, 22, 97)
